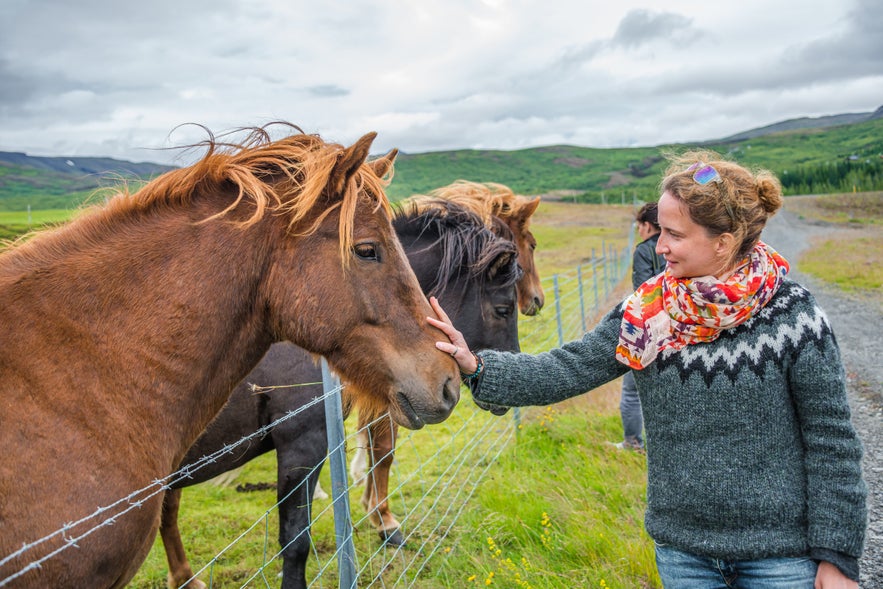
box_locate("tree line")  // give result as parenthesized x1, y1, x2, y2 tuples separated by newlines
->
(779, 158, 883, 195)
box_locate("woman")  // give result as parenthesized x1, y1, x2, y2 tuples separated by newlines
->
(614, 201, 667, 452)
(429, 151, 866, 588)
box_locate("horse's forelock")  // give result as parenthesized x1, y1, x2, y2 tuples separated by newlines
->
(332, 165, 393, 269)
(393, 200, 509, 298)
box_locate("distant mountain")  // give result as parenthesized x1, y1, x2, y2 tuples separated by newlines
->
(0, 152, 177, 212)
(713, 105, 883, 143)
(0, 151, 176, 178)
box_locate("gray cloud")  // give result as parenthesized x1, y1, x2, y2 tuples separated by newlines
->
(783, 0, 883, 79)
(0, 0, 879, 164)
(306, 85, 350, 98)
(611, 10, 699, 48)
(0, 59, 38, 107)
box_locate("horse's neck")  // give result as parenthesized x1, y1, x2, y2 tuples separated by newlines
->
(1, 212, 276, 462)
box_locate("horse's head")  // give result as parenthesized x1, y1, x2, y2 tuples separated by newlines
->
(250, 130, 460, 429)
(502, 195, 543, 316)
(393, 199, 520, 416)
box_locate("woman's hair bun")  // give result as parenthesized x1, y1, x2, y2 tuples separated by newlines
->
(754, 172, 783, 214)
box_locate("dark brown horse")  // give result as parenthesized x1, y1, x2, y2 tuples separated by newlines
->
(0, 125, 459, 588)
(157, 200, 521, 589)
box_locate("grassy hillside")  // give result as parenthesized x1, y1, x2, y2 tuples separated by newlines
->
(387, 117, 883, 201)
(2, 117, 882, 211)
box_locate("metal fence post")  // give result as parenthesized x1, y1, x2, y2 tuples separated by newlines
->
(321, 358, 358, 589)
(577, 264, 586, 334)
(592, 249, 599, 312)
(553, 274, 564, 347)
(601, 240, 609, 299)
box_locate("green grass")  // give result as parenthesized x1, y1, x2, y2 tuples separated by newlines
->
(421, 408, 657, 589)
(800, 236, 883, 291)
(0, 209, 76, 240)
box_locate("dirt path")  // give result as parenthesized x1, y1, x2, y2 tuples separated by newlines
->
(762, 210, 882, 587)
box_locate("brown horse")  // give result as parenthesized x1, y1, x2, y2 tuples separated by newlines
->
(425, 179, 544, 315)
(0, 125, 459, 588)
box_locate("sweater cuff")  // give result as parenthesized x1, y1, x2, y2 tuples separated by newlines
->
(810, 547, 859, 582)
(467, 363, 510, 416)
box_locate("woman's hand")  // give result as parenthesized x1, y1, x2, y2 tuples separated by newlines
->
(815, 561, 857, 589)
(427, 296, 477, 375)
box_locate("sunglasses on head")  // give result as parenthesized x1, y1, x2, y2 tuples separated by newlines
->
(686, 161, 735, 221)
(686, 162, 722, 185)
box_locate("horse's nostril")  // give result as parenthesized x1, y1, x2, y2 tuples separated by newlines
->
(443, 377, 460, 410)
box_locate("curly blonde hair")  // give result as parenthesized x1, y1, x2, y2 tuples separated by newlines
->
(660, 149, 783, 262)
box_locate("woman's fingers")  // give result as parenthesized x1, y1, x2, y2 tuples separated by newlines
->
(429, 296, 452, 325)
(427, 297, 474, 371)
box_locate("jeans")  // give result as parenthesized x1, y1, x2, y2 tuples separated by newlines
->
(655, 543, 817, 588)
(619, 370, 643, 447)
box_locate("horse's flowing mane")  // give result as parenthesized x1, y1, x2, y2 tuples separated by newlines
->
(2, 123, 392, 268)
(421, 180, 524, 227)
(393, 198, 519, 299)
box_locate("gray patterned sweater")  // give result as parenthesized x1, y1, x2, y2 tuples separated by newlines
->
(471, 279, 866, 579)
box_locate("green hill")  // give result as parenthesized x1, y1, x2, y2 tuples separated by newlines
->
(0, 153, 175, 211)
(2, 116, 882, 212)
(386, 116, 883, 201)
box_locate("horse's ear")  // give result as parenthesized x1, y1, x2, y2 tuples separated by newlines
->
(513, 195, 541, 229)
(368, 148, 398, 180)
(522, 196, 541, 218)
(329, 132, 377, 196)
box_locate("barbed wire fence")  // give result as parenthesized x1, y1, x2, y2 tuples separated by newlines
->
(1, 237, 634, 589)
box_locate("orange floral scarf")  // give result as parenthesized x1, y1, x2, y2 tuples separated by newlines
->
(616, 241, 790, 369)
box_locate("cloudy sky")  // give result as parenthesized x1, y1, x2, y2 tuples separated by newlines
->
(1, 0, 881, 166)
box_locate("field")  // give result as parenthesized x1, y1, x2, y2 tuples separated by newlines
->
(0, 209, 78, 240)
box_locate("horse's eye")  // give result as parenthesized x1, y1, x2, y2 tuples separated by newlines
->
(494, 304, 513, 319)
(353, 243, 379, 261)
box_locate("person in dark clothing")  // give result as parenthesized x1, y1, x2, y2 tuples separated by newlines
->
(613, 202, 667, 451)
(430, 150, 866, 588)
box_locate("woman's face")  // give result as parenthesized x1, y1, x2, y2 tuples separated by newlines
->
(656, 190, 733, 279)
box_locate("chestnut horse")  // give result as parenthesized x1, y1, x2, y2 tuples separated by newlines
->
(0, 126, 459, 588)
(426, 179, 544, 315)
(157, 200, 521, 589)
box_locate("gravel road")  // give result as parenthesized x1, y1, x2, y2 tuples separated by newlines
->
(762, 209, 882, 588)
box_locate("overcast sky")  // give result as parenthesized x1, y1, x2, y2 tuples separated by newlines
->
(1, 0, 881, 166)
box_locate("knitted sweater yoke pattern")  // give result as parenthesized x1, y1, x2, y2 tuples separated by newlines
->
(472, 279, 866, 564)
